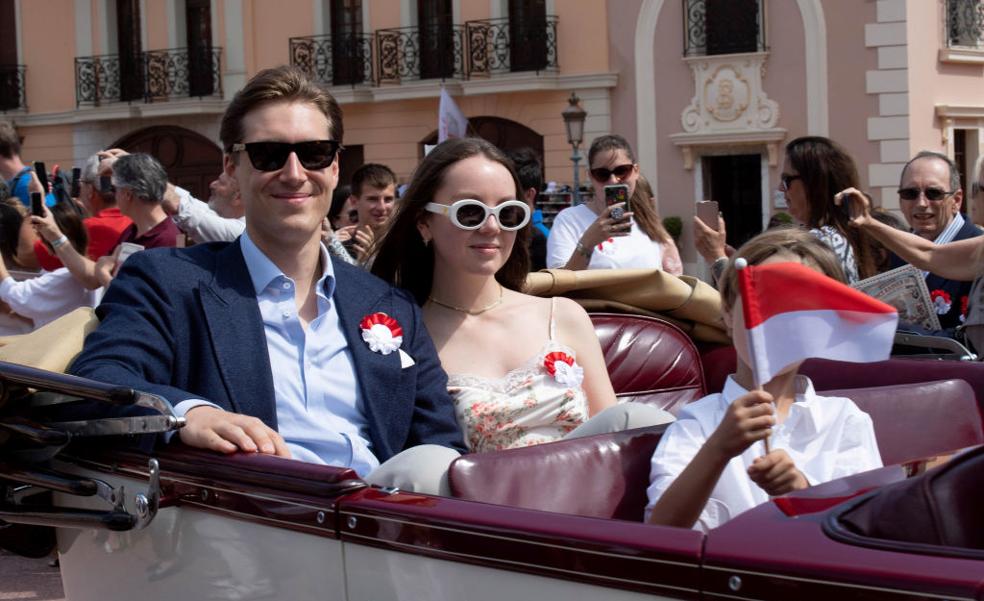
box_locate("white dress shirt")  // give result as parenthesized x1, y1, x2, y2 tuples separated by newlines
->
(645, 375, 882, 532)
(171, 186, 246, 243)
(0, 268, 99, 330)
(173, 233, 378, 475)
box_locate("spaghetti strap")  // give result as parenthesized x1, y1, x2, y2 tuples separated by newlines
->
(548, 297, 557, 341)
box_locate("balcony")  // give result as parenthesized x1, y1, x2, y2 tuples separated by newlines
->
(289, 16, 559, 90)
(376, 24, 466, 84)
(0, 65, 26, 111)
(75, 47, 222, 107)
(465, 16, 558, 77)
(943, 0, 984, 63)
(289, 33, 373, 87)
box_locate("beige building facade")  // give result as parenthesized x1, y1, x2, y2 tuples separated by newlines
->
(2, 0, 983, 269)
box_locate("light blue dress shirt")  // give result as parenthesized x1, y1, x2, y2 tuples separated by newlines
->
(174, 233, 379, 475)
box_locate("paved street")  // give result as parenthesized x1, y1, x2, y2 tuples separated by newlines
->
(0, 551, 64, 600)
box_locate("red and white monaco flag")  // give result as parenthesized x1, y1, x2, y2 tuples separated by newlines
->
(736, 261, 898, 386)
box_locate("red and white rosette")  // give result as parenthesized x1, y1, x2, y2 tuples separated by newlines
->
(931, 290, 952, 315)
(543, 351, 584, 388)
(360, 312, 403, 355)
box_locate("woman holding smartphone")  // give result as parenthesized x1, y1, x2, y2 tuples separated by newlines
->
(372, 138, 671, 453)
(546, 134, 682, 273)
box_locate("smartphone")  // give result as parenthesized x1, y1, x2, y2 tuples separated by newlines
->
(33, 161, 48, 193)
(99, 175, 113, 195)
(604, 184, 629, 208)
(696, 200, 720, 230)
(70, 167, 81, 198)
(30, 192, 44, 217)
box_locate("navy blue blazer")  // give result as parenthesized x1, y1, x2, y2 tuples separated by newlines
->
(890, 218, 982, 330)
(69, 240, 466, 461)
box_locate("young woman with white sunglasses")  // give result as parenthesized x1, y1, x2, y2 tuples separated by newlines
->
(372, 138, 671, 453)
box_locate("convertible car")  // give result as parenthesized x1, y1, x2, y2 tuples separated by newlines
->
(1, 313, 982, 601)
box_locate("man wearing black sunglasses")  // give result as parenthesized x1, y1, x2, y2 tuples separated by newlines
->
(70, 65, 465, 494)
(892, 151, 981, 330)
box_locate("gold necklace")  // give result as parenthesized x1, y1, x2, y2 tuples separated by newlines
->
(428, 284, 503, 315)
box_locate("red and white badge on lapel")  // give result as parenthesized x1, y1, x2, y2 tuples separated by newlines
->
(360, 312, 415, 367)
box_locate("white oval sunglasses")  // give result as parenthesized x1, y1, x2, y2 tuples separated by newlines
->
(424, 199, 531, 231)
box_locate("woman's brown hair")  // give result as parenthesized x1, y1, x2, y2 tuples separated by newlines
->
(371, 138, 530, 305)
(718, 226, 846, 312)
(784, 136, 878, 279)
(588, 135, 670, 244)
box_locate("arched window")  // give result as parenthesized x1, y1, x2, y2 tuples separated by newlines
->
(112, 126, 222, 202)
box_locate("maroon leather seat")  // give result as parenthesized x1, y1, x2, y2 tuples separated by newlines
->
(590, 313, 706, 414)
(448, 379, 982, 521)
(827, 379, 983, 466)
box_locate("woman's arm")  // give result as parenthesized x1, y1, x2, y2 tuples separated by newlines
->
(31, 209, 105, 290)
(661, 237, 683, 275)
(553, 297, 617, 415)
(837, 187, 983, 281)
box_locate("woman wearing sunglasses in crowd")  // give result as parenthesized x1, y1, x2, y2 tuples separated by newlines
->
(546, 135, 682, 274)
(695, 136, 877, 285)
(836, 159, 984, 353)
(372, 138, 672, 452)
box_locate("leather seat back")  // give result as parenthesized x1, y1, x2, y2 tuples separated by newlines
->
(590, 313, 706, 414)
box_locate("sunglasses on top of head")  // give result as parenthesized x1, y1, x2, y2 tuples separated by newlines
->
(897, 187, 956, 202)
(231, 140, 341, 172)
(589, 164, 635, 183)
(425, 199, 531, 231)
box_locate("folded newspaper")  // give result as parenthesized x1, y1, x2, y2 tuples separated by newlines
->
(852, 265, 941, 331)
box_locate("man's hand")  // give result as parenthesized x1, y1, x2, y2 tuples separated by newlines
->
(94, 255, 117, 287)
(333, 224, 357, 244)
(747, 449, 809, 496)
(706, 390, 775, 460)
(179, 405, 291, 457)
(352, 224, 375, 263)
(834, 187, 873, 229)
(694, 214, 729, 263)
(97, 148, 129, 177)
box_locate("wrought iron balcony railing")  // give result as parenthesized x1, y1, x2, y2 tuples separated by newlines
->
(75, 47, 222, 107)
(289, 33, 373, 86)
(376, 24, 466, 84)
(465, 16, 558, 76)
(946, 0, 984, 48)
(683, 0, 766, 57)
(0, 65, 26, 111)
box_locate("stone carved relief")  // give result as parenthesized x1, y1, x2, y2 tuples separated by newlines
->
(680, 53, 779, 133)
(671, 51, 786, 170)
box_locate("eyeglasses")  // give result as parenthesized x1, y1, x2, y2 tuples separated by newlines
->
(779, 174, 802, 191)
(231, 140, 341, 172)
(589, 164, 635, 183)
(424, 199, 531, 231)
(898, 187, 957, 202)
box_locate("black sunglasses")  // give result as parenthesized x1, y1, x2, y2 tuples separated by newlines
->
(898, 187, 956, 202)
(232, 140, 341, 172)
(780, 174, 802, 190)
(589, 164, 635, 183)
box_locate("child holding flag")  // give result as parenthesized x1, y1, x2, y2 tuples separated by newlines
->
(645, 228, 889, 531)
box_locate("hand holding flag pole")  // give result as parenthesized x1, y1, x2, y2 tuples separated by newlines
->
(733, 258, 899, 456)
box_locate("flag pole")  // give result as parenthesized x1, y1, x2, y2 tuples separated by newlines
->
(734, 258, 772, 454)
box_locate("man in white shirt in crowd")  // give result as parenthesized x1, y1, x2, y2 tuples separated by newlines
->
(161, 170, 246, 244)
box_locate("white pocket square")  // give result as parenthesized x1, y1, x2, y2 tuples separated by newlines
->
(399, 349, 415, 368)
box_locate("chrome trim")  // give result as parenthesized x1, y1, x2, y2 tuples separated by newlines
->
(703, 565, 977, 600)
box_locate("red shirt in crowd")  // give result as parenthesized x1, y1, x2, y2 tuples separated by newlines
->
(34, 207, 134, 271)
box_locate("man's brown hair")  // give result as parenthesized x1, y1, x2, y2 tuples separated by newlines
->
(351, 163, 397, 198)
(219, 65, 344, 153)
(0, 121, 22, 159)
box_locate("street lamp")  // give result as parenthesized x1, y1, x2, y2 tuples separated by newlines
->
(562, 91, 587, 205)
